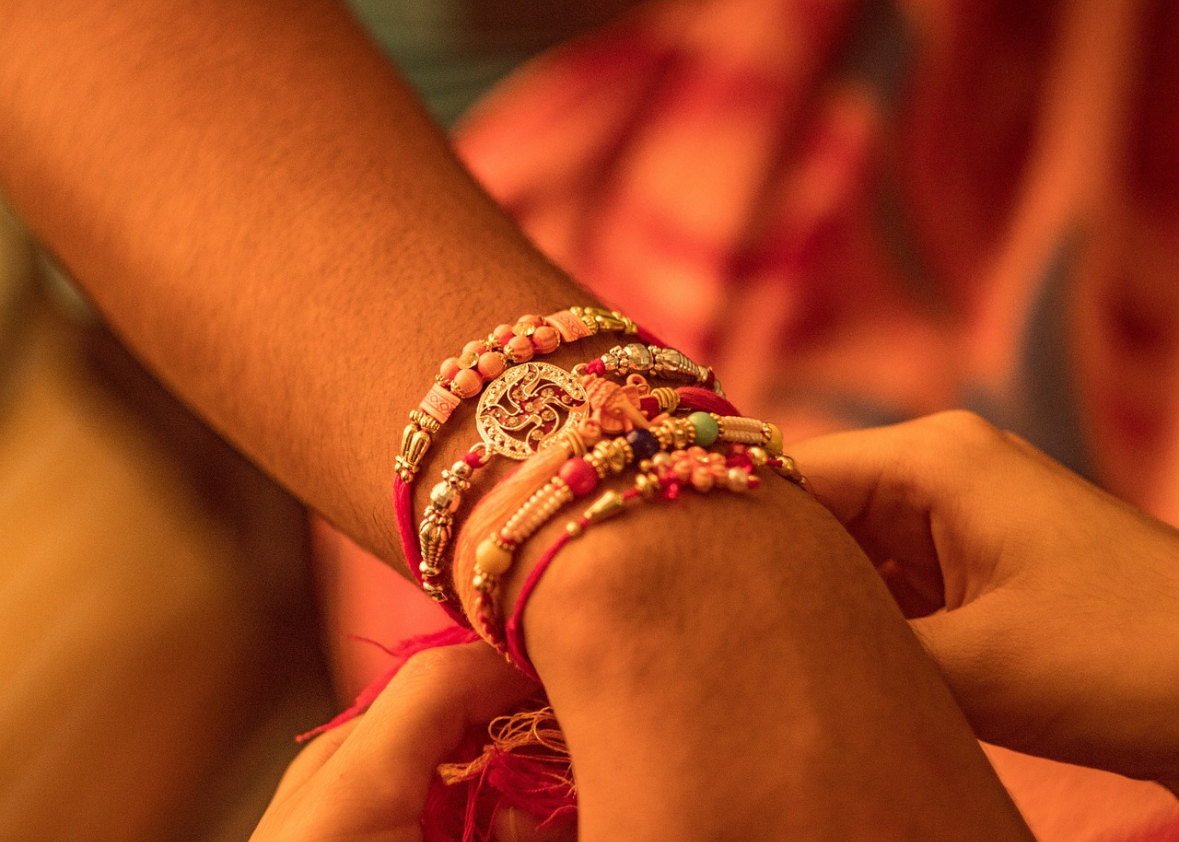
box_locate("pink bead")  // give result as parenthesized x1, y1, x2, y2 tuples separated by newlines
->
(558, 458, 599, 497)
(530, 325, 560, 354)
(505, 335, 534, 362)
(492, 323, 516, 345)
(476, 351, 506, 380)
(451, 368, 482, 398)
(517, 313, 543, 328)
(439, 356, 462, 380)
(544, 310, 592, 342)
(421, 383, 461, 423)
(462, 339, 488, 356)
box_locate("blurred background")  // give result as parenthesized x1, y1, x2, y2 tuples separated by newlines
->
(0, 200, 332, 840)
(3, 0, 1179, 839)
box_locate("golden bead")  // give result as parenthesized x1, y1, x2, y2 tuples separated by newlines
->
(476, 537, 514, 575)
(583, 490, 627, 522)
(766, 423, 784, 454)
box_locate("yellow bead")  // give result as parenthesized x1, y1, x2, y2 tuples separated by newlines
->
(476, 537, 513, 575)
(766, 423, 784, 454)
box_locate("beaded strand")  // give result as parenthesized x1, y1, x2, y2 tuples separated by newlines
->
(395, 306, 642, 485)
(499, 442, 814, 679)
(466, 411, 793, 655)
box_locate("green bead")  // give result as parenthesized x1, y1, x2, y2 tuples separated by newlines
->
(688, 411, 719, 447)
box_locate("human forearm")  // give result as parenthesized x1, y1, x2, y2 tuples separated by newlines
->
(0, 0, 599, 568)
(514, 480, 1037, 841)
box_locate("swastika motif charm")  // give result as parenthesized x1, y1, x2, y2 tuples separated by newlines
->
(476, 362, 588, 460)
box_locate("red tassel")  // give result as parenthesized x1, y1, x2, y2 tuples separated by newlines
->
(676, 386, 741, 416)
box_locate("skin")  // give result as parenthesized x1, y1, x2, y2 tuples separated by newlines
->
(250, 643, 541, 842)
(257, 411, 1179, 841)
(790, 410, 1179, 793)
(0, 0, 1137, 838)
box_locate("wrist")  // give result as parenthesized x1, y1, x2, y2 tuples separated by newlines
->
(519, 480, 821, 839)
(395, 312, 624, 581)
(514, 481, 1034, 841)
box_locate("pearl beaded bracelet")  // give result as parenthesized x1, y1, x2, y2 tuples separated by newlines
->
(466, 409, 793, 658)
(392, 306, 648, 624)
(407, 340, 714, 613)
(492, 442, 812, 678)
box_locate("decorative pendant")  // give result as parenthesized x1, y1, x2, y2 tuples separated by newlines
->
(476, 362, 588, 460)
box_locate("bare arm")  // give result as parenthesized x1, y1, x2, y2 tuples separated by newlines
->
(0, 0, 597, 567)
(0, 5, 1039, 837)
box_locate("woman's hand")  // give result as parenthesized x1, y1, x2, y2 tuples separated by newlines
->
(791, 410, 1179, 789)
(250, 642, 553, 842)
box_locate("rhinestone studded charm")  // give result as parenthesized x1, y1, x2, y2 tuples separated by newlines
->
(476, 362, 589, 460)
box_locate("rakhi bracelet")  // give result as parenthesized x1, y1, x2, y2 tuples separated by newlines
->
(415, 444, 489, 603)
(412, 347, 717, 611)
(467, 432, 637, 653)
(392, 306, 644, 624)
(415, 363, 668, 607)
(413, 360, 603, 608)
(466, 412, 789, 654)
(472, 411, 787, 587)
(395, 306, 645, 487)
(501, 444, 809, 680)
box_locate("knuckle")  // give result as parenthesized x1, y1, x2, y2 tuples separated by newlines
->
(924, 410, 1005, 451)
(393, 643, 482, 693)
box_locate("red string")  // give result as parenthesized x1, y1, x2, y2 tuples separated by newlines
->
(393, 475, 472, 628)
(298, 626, 480, 742)
(503, 529, 572, 683)
(393, 476, 424, 586)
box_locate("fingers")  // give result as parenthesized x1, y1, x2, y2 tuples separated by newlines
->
(788, 411, 1033, 611)
(254, 643, 539, 842)
(274, 718, 361, 797)
(322, 642, 538, 815)
(788, 415, 967, 605)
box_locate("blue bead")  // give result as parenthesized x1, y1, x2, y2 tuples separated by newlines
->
(626, 427, 660, 461)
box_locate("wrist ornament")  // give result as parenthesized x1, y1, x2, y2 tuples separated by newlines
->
(455, 394, 808, 673)
(393, 306, 718, 625)
(412, 349, 709, 614)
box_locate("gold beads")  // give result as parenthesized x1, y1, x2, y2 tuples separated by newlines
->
(766, 422, 784, 454)
(475, 536, 514, 576)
